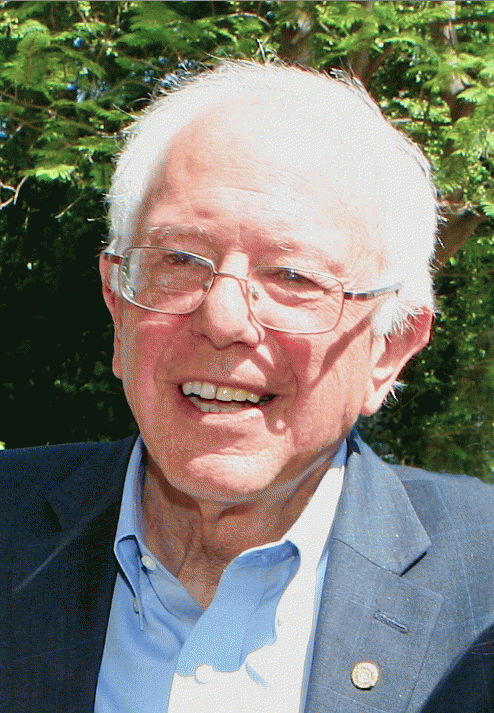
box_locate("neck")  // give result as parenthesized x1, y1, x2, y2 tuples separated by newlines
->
(141, 451, 336, 607)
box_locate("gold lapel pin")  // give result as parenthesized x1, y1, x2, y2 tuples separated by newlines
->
(350, 661, 380, 690)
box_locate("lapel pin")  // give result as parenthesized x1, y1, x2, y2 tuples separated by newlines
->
(350, 661, 380, 690)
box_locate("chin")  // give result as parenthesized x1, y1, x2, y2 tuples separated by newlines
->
(175, 452, 280, 502)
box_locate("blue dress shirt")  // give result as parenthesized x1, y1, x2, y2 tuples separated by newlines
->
(95, 437, 345, 713)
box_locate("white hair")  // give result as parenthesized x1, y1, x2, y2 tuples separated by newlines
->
(107, 61, 438, 335)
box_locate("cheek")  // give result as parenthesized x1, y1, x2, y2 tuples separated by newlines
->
(280, 321, 373, 390)
(118, 315, 184, 402)
(278, 325, 374, 427)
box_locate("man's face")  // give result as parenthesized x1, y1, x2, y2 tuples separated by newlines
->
(102, 106, 426, 504)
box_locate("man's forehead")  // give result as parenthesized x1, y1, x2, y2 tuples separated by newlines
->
(136, 98, 385, 274)
(149, 96, 384, 215)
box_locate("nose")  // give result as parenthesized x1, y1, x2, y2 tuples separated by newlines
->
(190, 272, 263, 348)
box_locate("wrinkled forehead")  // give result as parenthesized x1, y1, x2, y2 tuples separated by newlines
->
(138, 98, 386, 270)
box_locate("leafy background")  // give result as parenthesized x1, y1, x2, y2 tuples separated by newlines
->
(1, 1, 494, 480)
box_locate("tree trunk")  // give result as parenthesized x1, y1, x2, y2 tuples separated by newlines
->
(435, 209, 485, 266)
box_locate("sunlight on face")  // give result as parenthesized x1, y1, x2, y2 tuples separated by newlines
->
(110, 103, 396, 504)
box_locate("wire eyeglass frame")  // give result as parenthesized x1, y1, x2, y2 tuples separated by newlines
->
(103, 247, 403, 335)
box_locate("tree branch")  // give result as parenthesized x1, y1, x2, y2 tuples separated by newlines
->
(430, 14, 494, 28)
(0, 176, 27, 209)
(361, 43, 395, 86)
(278, 3, 317, 66)
(435, 209, 486, 266)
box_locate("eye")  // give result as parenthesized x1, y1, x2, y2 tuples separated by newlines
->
(150, 250, 212, 278)
(278, 268, 306, 282)
(260, 267, 321, 289)
(162, 250, 198, 266)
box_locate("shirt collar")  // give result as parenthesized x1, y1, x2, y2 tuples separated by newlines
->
(277, 441, 346, 570)
(113, 435, 146, 605)
(114, 436, 346, 596)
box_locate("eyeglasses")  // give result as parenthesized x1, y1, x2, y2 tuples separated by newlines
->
(103, 247, 402, 335)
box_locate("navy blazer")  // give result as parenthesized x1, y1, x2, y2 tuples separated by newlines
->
(2, 433, 494, 713)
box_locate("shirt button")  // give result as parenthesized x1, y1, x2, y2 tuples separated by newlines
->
(350, 661, 380, 689)
(141, 554, 157, 571)
(133, 598, 140, 613)
(194, 664, 214, 684)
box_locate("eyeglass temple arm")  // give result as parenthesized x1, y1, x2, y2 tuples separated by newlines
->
(343, 283, 402, 301)
(102, 251, 123, 265)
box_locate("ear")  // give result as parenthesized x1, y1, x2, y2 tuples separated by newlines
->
(360, 310, 433, 417)
(99, 252, 123, 380)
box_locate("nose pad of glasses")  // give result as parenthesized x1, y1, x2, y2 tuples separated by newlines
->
(250, 285, 260, 301)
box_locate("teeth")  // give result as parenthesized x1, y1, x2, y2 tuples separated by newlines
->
(182, 382, 194, 396)
(200, 383, 216, 400)
(189, 396, 247, 413)
(217, 386, 258, 402)
(181, 381, 262, 404)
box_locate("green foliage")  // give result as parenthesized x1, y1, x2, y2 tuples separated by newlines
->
(359, 234, 494, 480)
(1, 1, 494, 481)
(306, 1, 494, 214)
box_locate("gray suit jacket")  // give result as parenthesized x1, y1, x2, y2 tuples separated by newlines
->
(2, 433, 494, 712)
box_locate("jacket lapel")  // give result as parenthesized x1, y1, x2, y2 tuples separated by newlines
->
(305, 435, 443, 713)
(10, 437, 133, 713)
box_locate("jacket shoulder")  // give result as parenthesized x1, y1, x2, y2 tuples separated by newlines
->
(392, 462, 494, 502)
(353, 432, 494, 496)
(390, 462, 494, 550)
(0, 437, 135, 525)
(352, 434, 494, 531)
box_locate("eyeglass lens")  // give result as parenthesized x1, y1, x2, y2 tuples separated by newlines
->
(119, 247, 344, 333)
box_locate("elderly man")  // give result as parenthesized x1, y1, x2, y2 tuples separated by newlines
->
(2, 61, 494, 713)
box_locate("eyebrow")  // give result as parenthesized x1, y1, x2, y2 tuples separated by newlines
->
(257, 237, 347, 277)
(145, 224, 347, 277)
(146, 225, 208, 240)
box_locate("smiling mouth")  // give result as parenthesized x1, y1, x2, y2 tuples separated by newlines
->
(180, 381, 274, 413)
